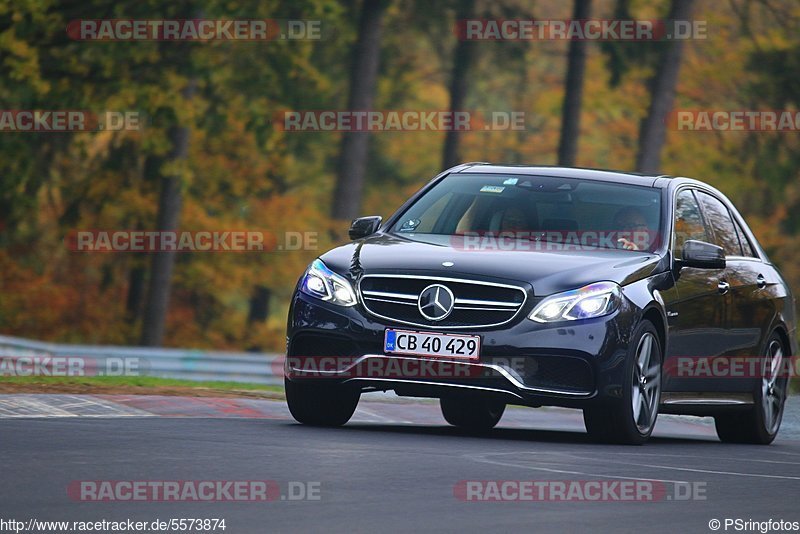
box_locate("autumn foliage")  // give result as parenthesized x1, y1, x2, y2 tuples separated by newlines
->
(1, 0, 799, 350)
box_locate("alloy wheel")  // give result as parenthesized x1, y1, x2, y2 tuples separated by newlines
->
(631, 332, 661, 434)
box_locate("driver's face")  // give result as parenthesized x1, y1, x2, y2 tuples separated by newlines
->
(617, 214, 648, 231)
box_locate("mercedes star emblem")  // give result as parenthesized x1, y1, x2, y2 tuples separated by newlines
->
(418, 284, 455, 321)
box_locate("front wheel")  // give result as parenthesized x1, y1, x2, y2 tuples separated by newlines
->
(440, 396, 505, 432)
(285, 377, 360, 427)
(584, 320, 662, 445)
(714, 333, 788, 445)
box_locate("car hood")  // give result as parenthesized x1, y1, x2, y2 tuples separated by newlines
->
(320, 233, 665, 296)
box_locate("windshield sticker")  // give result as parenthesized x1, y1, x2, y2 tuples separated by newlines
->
(399, 219, 420, 231)
(480, 185, 505, 194)
(502, 178, 518, 185)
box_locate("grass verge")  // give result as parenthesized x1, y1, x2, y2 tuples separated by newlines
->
(0, 375, 284, 399)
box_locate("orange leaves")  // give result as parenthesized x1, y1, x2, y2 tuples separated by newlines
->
(0, 251, 128, 343)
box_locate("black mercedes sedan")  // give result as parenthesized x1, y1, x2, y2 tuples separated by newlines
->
(285, 163, 797, 444)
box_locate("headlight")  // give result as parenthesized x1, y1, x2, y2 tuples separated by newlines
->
(300, 259, 357, 306)
(529, 282, 621, 322)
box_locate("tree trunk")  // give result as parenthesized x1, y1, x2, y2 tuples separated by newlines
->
(140, 82, 195, 346)
(126, 264, 145, 320)
(247, 285, 271, 323)
(331, 0, 389, 221)
(557, 0, 592, 167)
(635, 0, 695, 174)
(442, 0, 477, 170)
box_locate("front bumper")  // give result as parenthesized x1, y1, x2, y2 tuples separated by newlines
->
(286, 291, 639, 409)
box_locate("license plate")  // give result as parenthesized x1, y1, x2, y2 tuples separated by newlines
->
(384, 329, 480, 360)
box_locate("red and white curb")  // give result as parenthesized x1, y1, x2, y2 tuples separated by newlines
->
(0, 393, 722, 440)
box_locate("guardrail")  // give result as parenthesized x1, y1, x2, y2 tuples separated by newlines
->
(0, 334, 283, 385)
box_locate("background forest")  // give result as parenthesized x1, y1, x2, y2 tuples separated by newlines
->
(1, 0, 798, 352)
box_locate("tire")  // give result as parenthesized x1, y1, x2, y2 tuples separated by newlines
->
(583, 320, 662, 445)
(285, 377, 360, 427)
(440, 396, 505, 432)
(714, 332, 788, 445)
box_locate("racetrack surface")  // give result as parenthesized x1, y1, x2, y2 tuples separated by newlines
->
(1, 393, 799, 533)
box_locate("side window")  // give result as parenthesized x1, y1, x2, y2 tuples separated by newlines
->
(696, 191, 743, 257)
(733, 218, 758, 258)
(673, 189, 709, 257)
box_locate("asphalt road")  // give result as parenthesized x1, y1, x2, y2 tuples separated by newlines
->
(1, 395, 799, 533)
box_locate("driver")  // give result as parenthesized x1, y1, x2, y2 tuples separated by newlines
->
(613, 207, 651, 251)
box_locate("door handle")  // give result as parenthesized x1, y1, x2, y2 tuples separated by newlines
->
(718, 281, 730, 294)
(757, 274, 767, 289)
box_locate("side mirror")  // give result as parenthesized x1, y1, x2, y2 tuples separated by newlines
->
(679, 240, 726, 269)
(348, 216, 382, 240)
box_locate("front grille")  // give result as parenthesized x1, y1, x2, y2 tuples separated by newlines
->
(358, 275, 527, 328)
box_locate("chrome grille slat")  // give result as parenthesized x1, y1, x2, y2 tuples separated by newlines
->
(363, 297, 416, 306)
(454, 297, 520, 308)
(362, 290, 417, 300)
(453, 305, 519, 312)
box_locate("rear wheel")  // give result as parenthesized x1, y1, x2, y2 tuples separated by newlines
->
(714, 333, 788, 445)
(584, 320, 662, 445)
(440, 396, 505, 432)
(285, 377, 360, 427)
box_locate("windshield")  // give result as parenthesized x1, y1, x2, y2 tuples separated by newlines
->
(391, 173, 663, 252)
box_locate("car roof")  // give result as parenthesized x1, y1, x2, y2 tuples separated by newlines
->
(453, 163, 672, 187)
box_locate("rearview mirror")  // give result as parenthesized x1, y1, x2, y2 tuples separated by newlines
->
(679, 240, 726, 269)
(348, 216, 382, 240)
